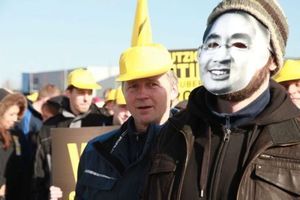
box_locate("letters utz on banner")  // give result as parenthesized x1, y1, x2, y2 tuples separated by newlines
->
(169, 49, 202, 101)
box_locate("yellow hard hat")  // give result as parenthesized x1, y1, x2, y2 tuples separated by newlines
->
(26, 92, 38, 102)
(274, 59, 300, 83)
(105, 89, 116, 102)
(115, 87, 126, 105)
(67, 68, 101, 89)
(116, 44, 173, 81)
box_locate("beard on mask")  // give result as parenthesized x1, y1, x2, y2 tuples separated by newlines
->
(218, 59, 271, 102)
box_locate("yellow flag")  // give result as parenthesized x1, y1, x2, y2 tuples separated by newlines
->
(131, 0, 152, 46)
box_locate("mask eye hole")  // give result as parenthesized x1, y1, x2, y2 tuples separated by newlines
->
(206, 42, 220, 50)
(232, 42, 248, 49)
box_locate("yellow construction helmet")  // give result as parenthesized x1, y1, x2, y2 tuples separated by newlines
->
(274, 59, 300, 83)
(105, 89, 116, 102)
(115, 87, 126, 105)
(67, 68, 101, 89)
(26, 92, 38, 102)
(116, 44, 173, 81)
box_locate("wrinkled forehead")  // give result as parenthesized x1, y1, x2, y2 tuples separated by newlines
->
(203, 11, 270, 43)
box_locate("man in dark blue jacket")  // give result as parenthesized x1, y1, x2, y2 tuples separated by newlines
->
(75, 3, 180, 194)
(75, 42, 178, 199)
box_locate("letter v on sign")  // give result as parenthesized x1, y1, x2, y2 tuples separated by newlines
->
(67, 143, 87, 182)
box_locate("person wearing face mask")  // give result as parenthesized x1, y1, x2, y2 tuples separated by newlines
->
(274, 59, 300, 109)
(144, 0, 300, 199)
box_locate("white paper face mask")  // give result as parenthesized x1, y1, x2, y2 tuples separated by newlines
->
(199, 12, 271, 95)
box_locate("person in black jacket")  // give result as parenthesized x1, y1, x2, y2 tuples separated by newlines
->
(144, 0, 300, 199)
(32, 68, 112, 200)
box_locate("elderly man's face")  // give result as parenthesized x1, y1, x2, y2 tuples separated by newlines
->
(199, 12, 271, 95)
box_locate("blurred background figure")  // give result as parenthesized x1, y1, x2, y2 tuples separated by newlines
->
(32, 84, 62, 121)
(26, 92, 38, 102)
(274, 59, 300, 108)
(112, 87, 131, 125)
(5, 84, 61, 200)
(92, 96, 104, 108)
(33, 68, 112, 200)
(102, 88, 116, 116)
(0, 88, 27, 199)
(41, 95, 66, 122)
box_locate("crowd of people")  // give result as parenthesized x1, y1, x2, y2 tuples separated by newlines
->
(1, 0, 300, 199)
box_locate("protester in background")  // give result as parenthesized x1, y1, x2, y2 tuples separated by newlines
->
(75, 0, 178, 198)
(32, 68, 112, 200)
(274, 59, 300, 108)
(26, 92, 38, 102)
(4, 84, 61, 200)
(112, 86, 131, 125)
(92, 96, 104, 108)
(0, 89, 27, 199)
(144, 0, 300, 199)
(41, 94, 69, 122)
(102, 88, 116, 116)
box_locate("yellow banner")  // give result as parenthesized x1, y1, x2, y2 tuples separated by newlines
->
(170, 49, 202, 101)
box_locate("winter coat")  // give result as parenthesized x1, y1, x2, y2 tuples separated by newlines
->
(0, 145, 13, 187)
(32, 99, 112, 200)
(144, 80, 300, 200)
(75, 116, 161, 200)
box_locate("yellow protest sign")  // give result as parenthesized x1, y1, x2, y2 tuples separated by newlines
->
(51, 126, 119, 200)
(170, 49, 202, 101)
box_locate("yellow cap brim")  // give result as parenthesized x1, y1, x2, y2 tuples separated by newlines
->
(72, 82, 101, 90)
(274, 59, 300, 83)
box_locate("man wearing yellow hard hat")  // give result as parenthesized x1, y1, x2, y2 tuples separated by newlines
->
(274, 59, 300, 108)
(102, 88, 117, 116)
(75, 0, 178, 199)
(112, 86, 131, 125)
(32, 68, 113, 200)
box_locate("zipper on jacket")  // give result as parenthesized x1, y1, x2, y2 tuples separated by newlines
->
(168, 120, 195, 200)
(209, 116, 231, 199)
(177, 129, 195, 199)
(259, 153, 300, 163)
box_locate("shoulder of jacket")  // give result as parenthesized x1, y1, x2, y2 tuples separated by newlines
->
(267, 118, 300, 145)
(85, 129, 121, 152)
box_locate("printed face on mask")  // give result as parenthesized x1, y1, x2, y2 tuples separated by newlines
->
(198, 12, 271, 95)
